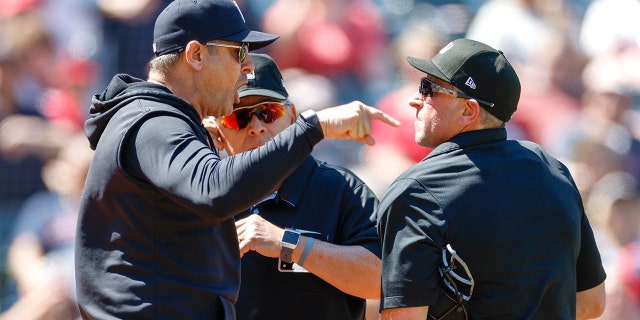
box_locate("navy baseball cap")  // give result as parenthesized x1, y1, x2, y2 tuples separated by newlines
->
(238, 53, 289, 101)
(153, 0, 279, 56)
(407, 38, 521, 122)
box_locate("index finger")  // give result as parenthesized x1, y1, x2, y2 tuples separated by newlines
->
(366, 107, 401, 127)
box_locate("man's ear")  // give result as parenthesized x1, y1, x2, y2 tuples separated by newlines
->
(290, 105, 298, 124)
(184, 40, 206, 70)
(459, 99, 480, 127)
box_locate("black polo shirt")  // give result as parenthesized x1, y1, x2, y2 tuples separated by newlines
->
(378, 128, 606, 319)
(235, 156, 380, 320)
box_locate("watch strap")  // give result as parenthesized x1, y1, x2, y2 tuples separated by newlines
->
(280, 246, 294, 263)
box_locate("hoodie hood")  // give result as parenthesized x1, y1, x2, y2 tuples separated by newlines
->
(85, 74, 201, 149)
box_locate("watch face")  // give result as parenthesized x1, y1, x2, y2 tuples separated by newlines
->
(282, 230, 300, 246)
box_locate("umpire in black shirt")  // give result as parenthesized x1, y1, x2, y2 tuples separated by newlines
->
(377, 38, 606, 319)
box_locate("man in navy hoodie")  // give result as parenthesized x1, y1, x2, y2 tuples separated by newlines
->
(75, 0, 399, 319)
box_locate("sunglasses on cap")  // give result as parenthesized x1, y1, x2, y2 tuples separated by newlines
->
(220, 102, 289, 130)
(205, 41, 249, 63)
(419, 77, 494, 108)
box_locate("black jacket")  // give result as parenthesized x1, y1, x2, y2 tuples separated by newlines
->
(76, 74, 323, 319)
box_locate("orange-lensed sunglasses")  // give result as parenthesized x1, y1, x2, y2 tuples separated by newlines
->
(220, 102, 288, 130)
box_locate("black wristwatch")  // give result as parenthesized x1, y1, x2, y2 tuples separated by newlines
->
(280, 229, 301, 263)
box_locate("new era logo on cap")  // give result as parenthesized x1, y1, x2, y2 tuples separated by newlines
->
(465, 77, 477, 90)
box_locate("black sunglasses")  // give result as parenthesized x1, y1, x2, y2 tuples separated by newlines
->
(419, 78, 494, 108)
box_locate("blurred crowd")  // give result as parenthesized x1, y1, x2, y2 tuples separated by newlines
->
(0, 0, 638, 319)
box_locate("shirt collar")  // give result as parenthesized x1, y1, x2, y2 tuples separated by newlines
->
(425, 128, 507, 161)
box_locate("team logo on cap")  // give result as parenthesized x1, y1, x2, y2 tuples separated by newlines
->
(247, 71, 255, 80)
(465, 77, 477, 89)
(440, 42, 454, 54)
(233, 1, 246, 22)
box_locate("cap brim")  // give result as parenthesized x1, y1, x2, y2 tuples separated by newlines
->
(406, 56, 450, 82)
(220, 30, 279, 51)
(238, 88, 287, 100)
